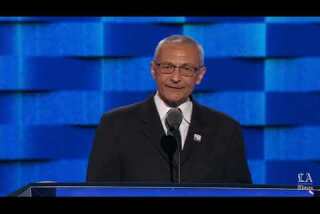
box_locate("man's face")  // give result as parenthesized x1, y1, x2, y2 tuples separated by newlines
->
(151, 43, 206, 106)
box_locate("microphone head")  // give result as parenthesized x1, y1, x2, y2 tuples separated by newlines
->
(165, 108, 183, 131)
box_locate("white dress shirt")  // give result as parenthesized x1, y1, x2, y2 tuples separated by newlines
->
(154, 92, 192, 150)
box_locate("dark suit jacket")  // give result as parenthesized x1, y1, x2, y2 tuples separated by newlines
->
(87, 96, 252, 185)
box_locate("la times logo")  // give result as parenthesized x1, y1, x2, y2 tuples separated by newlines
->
(297, 172, 313, 190)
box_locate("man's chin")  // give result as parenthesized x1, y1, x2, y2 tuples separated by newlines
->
(164, 97, 186, 107)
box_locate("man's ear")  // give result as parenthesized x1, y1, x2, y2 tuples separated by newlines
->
(196, 66, 206, 85)
(150, 62, 156, 79)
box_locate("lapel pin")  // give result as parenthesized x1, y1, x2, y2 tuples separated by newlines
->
(193, 134, 202, 143)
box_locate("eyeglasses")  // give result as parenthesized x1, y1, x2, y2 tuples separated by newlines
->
(153, 61, 203, 77)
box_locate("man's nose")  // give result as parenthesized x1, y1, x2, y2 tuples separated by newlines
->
(170, 67, 182, 82)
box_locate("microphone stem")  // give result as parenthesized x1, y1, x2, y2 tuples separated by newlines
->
(178, 149, 181, 184)
(174, 129, 181, 184)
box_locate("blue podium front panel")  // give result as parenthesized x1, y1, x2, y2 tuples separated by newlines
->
(54, 186, 315, 197)
(13, 184, 318, 197)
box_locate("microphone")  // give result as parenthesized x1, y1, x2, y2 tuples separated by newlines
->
(165, 108, 183, 184)
(165, 108, 183, 131)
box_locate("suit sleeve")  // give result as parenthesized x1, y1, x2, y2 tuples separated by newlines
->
(225, 123, 252, 184)
(86, 113, 121, 182)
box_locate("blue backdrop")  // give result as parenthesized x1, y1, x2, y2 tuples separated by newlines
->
(1, 16, 320, 196)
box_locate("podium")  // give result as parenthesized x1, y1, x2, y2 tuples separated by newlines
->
(10, 183, 320, 197)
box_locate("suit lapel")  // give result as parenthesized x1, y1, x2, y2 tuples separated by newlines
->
(181, 100, 207, 166)
(138, 96, 171, 164)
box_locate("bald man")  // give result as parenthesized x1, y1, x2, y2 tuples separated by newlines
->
(87, 35, 252, 185)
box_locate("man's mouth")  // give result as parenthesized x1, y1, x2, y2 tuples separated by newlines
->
(165, 85, 184, 90)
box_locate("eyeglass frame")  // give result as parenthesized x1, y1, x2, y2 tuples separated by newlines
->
(153, 60, 204, 77)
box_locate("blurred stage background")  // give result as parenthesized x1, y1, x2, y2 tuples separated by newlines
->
(1, 16, 320, 196)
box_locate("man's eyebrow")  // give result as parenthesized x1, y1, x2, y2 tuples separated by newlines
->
(180, 63, 195, 67)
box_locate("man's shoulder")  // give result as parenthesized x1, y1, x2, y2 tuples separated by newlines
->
(101, 99, 148, 121)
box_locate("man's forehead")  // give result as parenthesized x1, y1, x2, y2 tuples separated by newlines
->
(158, 43, 200, 57)
(158, 43, 200, 59)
